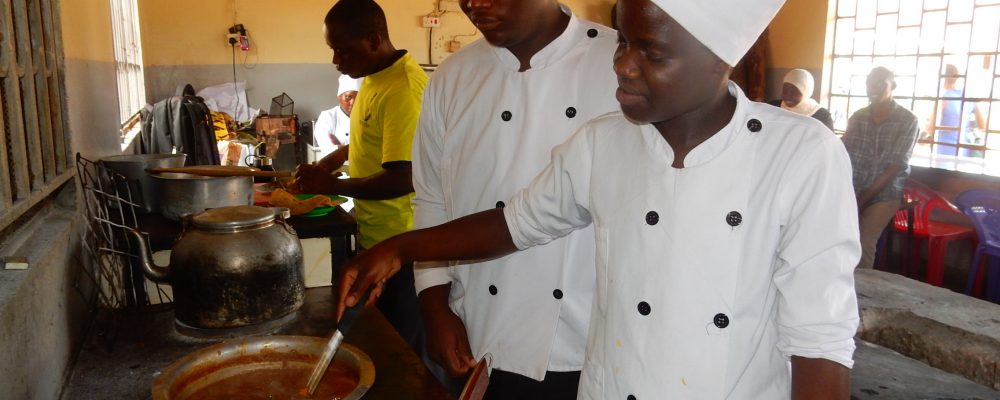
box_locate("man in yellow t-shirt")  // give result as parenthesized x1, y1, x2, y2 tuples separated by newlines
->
(295, 0, 428, 355)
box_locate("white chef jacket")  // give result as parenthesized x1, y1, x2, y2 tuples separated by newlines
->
(411, 6, 619, 380)
(504, 82, 861, 399)
(314, 106, 351, 157)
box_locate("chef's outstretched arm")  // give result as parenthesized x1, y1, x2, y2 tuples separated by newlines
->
(336, 208, 517, 318)
(791, 356, 849, 399)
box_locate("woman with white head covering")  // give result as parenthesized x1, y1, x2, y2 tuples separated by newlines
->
(768, 68, 834, 130)
(313, 74, 362, 156)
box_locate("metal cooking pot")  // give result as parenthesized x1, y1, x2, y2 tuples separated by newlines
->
(151, 165, 254, 220)
(99, 153, 187, 214)
(128, 206, 304, 331)
(151, 336, 374, 400)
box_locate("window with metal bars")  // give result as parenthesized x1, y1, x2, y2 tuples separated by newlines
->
(0, 0, 74, 229)
(828, 0, 1000, 175)
(110, 0, 145, 127)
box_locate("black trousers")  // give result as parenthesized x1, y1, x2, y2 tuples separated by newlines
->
(375, 261, 423, 353)
(483, 369, 581, 400)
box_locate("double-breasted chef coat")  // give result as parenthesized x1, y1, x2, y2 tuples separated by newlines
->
(505, 82, 861, 399)
(412, 6, 619, 380)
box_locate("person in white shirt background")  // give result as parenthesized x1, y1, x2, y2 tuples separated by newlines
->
(337, 0, 860, 399)
(313, 74, 361, 157)
(411, 0, 618, 398)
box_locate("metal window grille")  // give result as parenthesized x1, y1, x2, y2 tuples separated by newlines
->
(827, 0, 1000, 175)
(109, 0, 145, 125)
(0, 0, 74, 229)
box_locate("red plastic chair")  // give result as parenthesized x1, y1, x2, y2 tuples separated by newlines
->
(892, 178, 977, 287)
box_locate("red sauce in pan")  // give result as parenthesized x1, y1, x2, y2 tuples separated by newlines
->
(185, 360, 359, 400)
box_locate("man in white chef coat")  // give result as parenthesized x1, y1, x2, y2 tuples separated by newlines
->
(411, 0, 618, 397)
(338, 0, 860, 399)
(313, 74, 361, 157)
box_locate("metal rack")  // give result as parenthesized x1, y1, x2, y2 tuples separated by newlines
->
(74, 154, 171, 346)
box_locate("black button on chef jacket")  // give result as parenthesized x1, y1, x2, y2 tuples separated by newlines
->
(637, 301, 651, 316)
(645, 211, 659, 225)
(714, 313, 730, 328)
(726, 211, 742, 227)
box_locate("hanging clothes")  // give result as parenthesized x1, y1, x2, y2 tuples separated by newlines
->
(139, 94, 220, 166)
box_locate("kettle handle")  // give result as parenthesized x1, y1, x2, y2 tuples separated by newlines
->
(244, 141, 265, 166)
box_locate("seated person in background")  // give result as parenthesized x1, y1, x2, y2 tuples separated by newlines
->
(314, 74, 361, 157)
(928, 64, 987, 157)
(768, 68, 834, 130)
(337, 0, 861, 398)
(841, 66, 919, 270)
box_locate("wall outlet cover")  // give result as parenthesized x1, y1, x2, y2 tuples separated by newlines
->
(4, 256, 28, 270)
(422, 15, 441, 28)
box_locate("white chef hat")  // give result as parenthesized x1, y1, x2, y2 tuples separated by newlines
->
(337, 74, 361, 96)
(649, 0, 785, 67)
(783, 69, 815, 97)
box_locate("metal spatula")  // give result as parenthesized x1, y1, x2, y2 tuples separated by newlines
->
(305, 286, 373, 395)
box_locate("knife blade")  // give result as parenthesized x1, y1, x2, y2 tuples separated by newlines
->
(305, 285, 373, 395)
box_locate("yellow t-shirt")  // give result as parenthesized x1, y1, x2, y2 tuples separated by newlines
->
(348, 52, 428, 248)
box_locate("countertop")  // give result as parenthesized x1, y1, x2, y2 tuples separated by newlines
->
(61, 287, 450, 399)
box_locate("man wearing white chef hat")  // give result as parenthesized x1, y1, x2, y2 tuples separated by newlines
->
(337, 0, 860, 398)
(313, 74, 362, 157)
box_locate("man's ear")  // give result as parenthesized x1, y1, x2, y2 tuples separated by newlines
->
(891, 80, 898, 90)
(364, 31, 382, 51)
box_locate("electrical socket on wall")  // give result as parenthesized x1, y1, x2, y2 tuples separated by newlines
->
(226, 33, 239, 46)
(422, 15, 441, 28)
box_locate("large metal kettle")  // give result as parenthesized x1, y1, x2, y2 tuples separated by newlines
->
(128, 206, 304, 331)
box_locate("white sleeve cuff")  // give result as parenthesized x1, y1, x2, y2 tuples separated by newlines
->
(413, 261, 453, 294)
(778, 334, 857, 369)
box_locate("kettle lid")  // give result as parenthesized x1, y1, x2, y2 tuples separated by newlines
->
(191, 205, 275, 230)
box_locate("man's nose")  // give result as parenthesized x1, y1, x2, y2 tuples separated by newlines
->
(613, 51, 639, 79)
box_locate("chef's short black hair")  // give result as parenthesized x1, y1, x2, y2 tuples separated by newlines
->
(325, 0, 389, 40)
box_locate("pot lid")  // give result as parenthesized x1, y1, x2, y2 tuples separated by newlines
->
(191, 205, 275, 230)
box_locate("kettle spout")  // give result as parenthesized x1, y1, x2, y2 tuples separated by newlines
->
(126, 228, 170, 283)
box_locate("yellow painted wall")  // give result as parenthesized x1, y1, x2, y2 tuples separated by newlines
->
(139, 0, 616, 66)
(60, 0, 115, 62)
(767, 0, 830, 69)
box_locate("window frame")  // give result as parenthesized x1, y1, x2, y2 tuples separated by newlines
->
(0, 0, 74, 230)
(826, 0, 1000, 175)
(109, 0, 145, 127)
